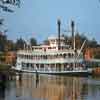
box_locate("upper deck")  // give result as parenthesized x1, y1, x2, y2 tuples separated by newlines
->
(16, 35, 83, 64)
(17, 35, 83, 56)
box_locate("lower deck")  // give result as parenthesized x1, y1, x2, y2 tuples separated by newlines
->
(12, 67, 92, 76)
(20, 63, 87, 72)
(12, 62, 92, 76)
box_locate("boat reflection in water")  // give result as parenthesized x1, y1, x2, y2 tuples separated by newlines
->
(15, 73, 95, 100)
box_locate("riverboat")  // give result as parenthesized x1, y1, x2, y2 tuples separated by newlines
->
(13, 20, 92, 75)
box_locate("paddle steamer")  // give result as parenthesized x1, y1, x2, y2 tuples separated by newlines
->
(13, 20, 92, 75)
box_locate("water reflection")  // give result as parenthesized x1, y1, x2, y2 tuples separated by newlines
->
(0, 74, 100, 100)
(33, 71, 39, 88)
(15, 74, 100, 100)
(0, 83, 6, 100)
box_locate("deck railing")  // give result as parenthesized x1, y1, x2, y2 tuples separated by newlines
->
(18, 57, 83, 64)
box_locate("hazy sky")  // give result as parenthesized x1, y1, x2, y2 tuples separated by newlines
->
(1, 0, 100, 43)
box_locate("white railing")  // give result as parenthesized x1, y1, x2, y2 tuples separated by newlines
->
(17, 49, 75, 55)
(18, 58, 83, 64)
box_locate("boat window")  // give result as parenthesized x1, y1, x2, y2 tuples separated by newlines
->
(48, 47, 51, 49)
(63, 53, 66, 58)
(68, 53, 71, 57)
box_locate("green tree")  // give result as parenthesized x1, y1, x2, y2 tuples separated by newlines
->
(75, 33, 88, 49)
(0, 0, 20, 13)
(5, 40, 16, 51)
(15, 38, 26, 50)
(0, 52, 5, 62)
(30, 37, 37, 46)
(0, 34, 7, 51)
(43, 39, 49, 45)
(88, 38, 98, 48)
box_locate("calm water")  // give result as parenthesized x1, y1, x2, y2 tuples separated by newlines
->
(0, 73, 100, 100)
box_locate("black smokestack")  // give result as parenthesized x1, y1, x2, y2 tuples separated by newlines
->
(57, 19, 61, 50)
(71, 20, 74, 49)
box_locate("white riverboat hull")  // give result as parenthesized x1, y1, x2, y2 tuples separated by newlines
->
(11, 66, 92, 76)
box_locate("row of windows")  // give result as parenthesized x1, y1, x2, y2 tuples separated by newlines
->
(21, 63, 86, 70)
(31, 46, 70, 50)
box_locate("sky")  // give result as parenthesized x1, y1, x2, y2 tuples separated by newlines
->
(0, 0, 100, 43)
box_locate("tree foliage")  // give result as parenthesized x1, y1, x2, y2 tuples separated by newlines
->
(0, 30, 100, 59)
(43, 39, 49, 45)
(15, 38, 26, 50)
(0, 34, 7, 51)
(30, 37, 37, 46)
(64, 33, 99, 50)
(0, 33, 16, 51)
(0, 0, 20, 13)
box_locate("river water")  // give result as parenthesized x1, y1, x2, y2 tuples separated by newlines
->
(0, 73, 100, 100)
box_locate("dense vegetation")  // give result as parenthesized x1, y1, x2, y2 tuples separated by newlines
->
(0, 32, 100, 58)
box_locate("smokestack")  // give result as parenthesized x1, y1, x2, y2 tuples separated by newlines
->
(57, 19, 61, 50)
(71, 20, 75, 49)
